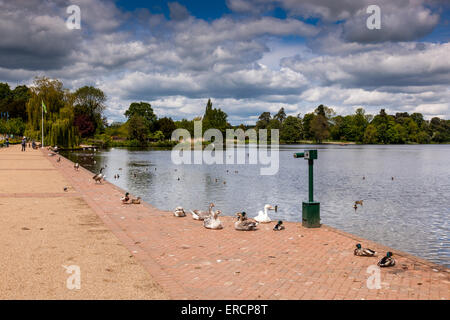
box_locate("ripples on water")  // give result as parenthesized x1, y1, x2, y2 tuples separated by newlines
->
(62, 144, 450, 268)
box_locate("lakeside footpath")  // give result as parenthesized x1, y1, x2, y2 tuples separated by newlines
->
(0, 145, 448, 299)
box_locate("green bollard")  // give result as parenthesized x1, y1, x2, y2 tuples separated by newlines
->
(294, 150, 320, 228)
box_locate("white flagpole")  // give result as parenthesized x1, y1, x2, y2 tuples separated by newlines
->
(41, 103, 44, 148)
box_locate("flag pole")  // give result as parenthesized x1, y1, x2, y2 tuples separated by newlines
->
(41, 101, 44, 148)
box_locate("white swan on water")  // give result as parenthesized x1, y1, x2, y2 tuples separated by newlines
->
(254, 204, 276, 223)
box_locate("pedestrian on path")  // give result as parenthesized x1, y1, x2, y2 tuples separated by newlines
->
(21, 136, 26, 152)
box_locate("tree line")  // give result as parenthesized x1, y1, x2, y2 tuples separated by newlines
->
(1, 78, 449, 147)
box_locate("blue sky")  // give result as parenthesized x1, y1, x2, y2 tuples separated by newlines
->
(0, 0, 449, 123)
(116, 0, 232, 20)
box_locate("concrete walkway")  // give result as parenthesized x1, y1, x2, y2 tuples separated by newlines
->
(0, 145, 167, 299)
(1, 145, 449, 299)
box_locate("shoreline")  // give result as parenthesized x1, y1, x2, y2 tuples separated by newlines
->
(60, 151, 448, 273)
(1, 145, 448, 299)
(48, 149, 449, 299)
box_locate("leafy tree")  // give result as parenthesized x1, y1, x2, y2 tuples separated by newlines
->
(150, 130, 165, 141)
(0, 83, 31, 121)
(311, 114, 329, 143)
(74, 114, 95, 137)
(302, 113, 315, 140)
(10, 85, 31, 120)
(363, 124, 378, 144)
(315, 104, 335, 119)
(156, 117, 176, 139)
(202, 99, 229, 134)
(25, 77, 78, 147)
(256, 112, 271, 129)
(127, 115, 148, 143)
(280, 115, 302, 143)
(274, 107, 286, 123)
(73, 86, 106, 134)
(105, 122, 127, 138)
(0, 118, 25, 136)
(352, 108, 368, 142)
(411, 113, 425, 128)
(124, 102, 157, 130)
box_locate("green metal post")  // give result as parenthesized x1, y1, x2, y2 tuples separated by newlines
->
(308, 159, 314, 202)
(294, 149, 320, 228)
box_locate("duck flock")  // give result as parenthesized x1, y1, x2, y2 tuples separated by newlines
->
(174, 203, 283, 231)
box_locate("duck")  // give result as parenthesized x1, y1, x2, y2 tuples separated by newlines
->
(131, 197, 141, 204)
(273, 220, 285, 231)
(121, 192, 130, 204)
(254, 204, 275, 223)
(378, 252, 396, 267)
(74, 163, 79, 171)
(234, 212, 258, 231)
(190, 203, 214, 220)
(203, 209, 223, 230)
(240, 212, 258, 224)
(174, 207, 186, 217)
(92, 168, 104, 183)
(354, 243, 377, 256)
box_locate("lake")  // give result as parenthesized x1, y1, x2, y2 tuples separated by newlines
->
(61, 144, 450, 268)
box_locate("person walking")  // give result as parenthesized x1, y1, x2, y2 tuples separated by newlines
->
(21, 136, 26, 152)
(5, 136, 9, 148)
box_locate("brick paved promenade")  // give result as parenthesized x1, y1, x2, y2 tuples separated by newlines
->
(2, 145, 449, 299)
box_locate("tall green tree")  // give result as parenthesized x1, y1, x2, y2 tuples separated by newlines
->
(274, 107, 286, 123)
(73, 86, 107, 135)
(25, 77, 78, 147)
(280, 115, 303, 143)
(256, 112, 271, 129)
(311, 114, 330, 143)
(127, 115, 149, 143)
(202, 99, 229, 134)
(124, 102, 157, 130)
(156, 117, 176, 139)
(302, 113, 315, 140)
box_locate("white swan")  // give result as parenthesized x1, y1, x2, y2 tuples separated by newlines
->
(254, 204, 275, 223)
(203, 210, 223, 230)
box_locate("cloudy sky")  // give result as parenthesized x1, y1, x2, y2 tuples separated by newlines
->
(0, 0, 449, 124)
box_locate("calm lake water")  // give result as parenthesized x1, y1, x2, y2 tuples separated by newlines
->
(62, 144, 450, 268)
